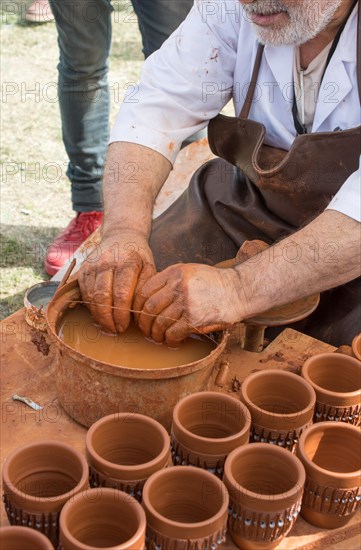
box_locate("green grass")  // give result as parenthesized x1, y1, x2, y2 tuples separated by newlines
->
(0, 0, 143, 318)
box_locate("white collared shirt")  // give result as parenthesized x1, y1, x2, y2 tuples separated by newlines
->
(110, 0, 361, 222)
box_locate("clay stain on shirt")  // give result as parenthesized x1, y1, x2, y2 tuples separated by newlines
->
(210, 48, 219, 61)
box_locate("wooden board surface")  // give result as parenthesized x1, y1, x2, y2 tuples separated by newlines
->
(0, 310, 360, 549)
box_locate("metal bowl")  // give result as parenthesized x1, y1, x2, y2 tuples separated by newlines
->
(24, 281, 59, 331)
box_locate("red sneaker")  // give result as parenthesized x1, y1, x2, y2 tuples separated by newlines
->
(45, 211, 103, 276)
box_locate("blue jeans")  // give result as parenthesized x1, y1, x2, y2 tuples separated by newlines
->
(49, 0, 194, 212)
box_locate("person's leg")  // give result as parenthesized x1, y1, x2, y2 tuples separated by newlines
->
(45, 0, 112, 275)
(131, 0, 193, 58)
(49, 0, 112, 212)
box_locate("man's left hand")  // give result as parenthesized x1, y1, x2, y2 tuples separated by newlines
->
(133, 263, 243, 347)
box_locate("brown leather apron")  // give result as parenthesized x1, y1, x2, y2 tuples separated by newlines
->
(150, 5, 361, 346)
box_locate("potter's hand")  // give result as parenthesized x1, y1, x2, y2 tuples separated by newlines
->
(133, 263, 243, 347)
(78, 231, 156, 333)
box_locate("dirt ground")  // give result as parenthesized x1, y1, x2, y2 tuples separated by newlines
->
(1, 1, 143, 318)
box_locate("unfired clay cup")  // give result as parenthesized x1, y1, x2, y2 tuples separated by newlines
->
(171, 391, 251, 476)
(59, 488, 146, 549)
(0, 526, 54, 549)
(302, 353, 361, 426)
(2, 440, 88, 546)
(223, 443, 305, 550)
(352, 333, 361, 361)
(86, 413, 170, 500)
(296, 422, 361, 528)
(240, 369, 316, 452)
(142, 466, 229, 549)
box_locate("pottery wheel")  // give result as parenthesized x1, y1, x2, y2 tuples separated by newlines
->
(245, 293, 320, 327)
(216, 256, 320, 326)
(216, 253, 320, 351)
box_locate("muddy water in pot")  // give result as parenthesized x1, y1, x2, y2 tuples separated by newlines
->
(58, 304, 215, 369)
(47, 281, 227, 428)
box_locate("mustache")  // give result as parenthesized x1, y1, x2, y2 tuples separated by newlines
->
(242, 0, 288, 15)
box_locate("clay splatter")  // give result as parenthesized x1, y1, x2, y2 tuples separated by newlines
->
(30, 329, 50, 356)
(231, 376, 241, 392)
(210, 48, 219, 61)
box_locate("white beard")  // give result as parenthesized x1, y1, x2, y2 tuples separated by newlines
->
(242, 0, 343, 46)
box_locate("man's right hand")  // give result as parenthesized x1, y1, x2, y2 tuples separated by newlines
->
(77, 230, 156, 333)
(77, 141, 172, 333)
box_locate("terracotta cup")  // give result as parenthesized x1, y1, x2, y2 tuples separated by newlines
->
(86, 412, 170, 501)
(171, 391, 251, 476)
(142, 466, 229, 549)
(296, 422, 361, 528)
(2, 440, 88, 546)
(301, 352, 361, 426)
(240, 369, 316, 452)
(352, 333, 361, 361)
(59, 488, 146, 549)
(0, 526, 54, 549)
(223, 443, 306, 550)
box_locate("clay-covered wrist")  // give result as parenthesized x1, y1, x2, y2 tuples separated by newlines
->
(101, 224, 149, 243)
(216, 266, 249, 324)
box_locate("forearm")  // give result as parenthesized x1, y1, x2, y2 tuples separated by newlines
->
(234, 210, 361, 319)
(102, 142, 172, 238)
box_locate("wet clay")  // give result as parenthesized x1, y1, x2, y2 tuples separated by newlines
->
(296, 422, 361, 529)
(59, 488, 146, 550)
(0, 527, 54, 550)
(171, 392, 251, 475)
(223, 443, 305, 550)
(2, 441, 88, 547)
(301, 352, 361, 425)
(239, 370, 316, 452)
(58, 304, 215, 369)
(352, 333, 361, 361)
(141, 466, 228, 547)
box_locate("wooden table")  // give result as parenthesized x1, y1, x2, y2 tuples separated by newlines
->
(1, 310, 360, 549)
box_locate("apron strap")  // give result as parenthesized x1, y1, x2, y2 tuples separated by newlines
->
(293, 0, 359, 134)
(239, 43, 264, 119)
(323, 0, 359, 82)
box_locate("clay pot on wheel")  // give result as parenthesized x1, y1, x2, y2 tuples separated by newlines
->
(0, 526, 54, 549)
(223, 443, 305, 550)
(59, 488, 146, 549)
(2, 440, 88, 546)
(46, 280, 228, 430)
(240, 370, 316, 452)
(86, 413, 170, 500)
(296, 422, 361, 528)
(142, 466, 229, 549)
(171, 391, 251, 476)
(301, 353, 361, 426)
(352, 333, 361, 361)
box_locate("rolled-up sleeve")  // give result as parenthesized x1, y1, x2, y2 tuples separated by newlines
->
(326, 157, 361, 222)
(109, 0, 240, 165)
